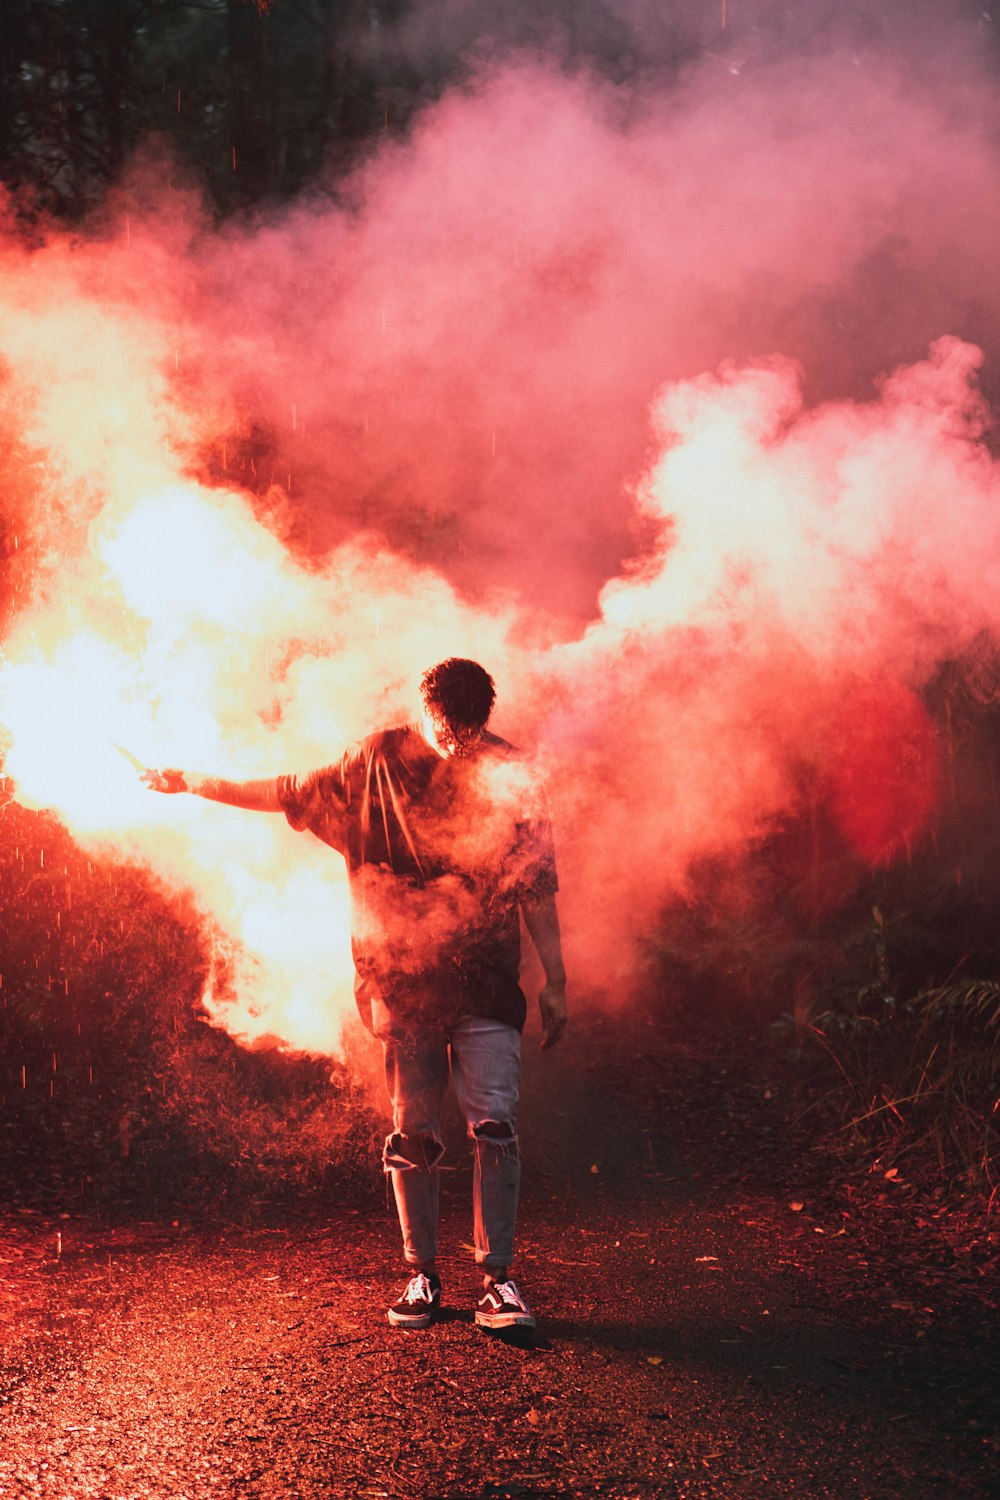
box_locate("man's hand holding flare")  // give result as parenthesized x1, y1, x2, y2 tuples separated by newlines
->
(137, 760, 280, 811)
(110, 742, 187, 795)
(141, 767, 190, 794)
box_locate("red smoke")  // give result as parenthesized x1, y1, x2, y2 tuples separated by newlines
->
(823, 682, 940, 866)
(1, 33, 999, 1047)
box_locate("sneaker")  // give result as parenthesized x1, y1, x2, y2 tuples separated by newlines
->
(474, 1278, 536, 1331)
(387, 1270, 441, 1329)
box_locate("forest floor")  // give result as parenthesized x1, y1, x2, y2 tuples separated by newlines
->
(0, 1010, 997, 1500)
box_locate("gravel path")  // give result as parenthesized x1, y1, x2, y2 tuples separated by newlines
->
(1, 1017, 996, 1499)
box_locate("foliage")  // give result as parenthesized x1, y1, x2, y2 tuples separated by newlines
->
(791, 937, 1000, 1206)
(0, 0, 416, 220)
(649, 652, 1000, 1206)
(0, 798, 379, 1213)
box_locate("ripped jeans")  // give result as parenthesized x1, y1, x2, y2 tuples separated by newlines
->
(381, 1015, 521, 1272)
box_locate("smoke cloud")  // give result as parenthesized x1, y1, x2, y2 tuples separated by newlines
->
(2, 7, 1000, 1049)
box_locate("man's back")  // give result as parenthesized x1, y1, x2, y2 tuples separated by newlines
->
(277, 726, 557, 1032)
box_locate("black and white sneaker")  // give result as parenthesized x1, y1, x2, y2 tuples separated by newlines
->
(474, 1279, 536, 1331)
(387, 1271, 441, 1329)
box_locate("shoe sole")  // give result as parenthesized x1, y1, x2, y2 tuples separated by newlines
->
(475, 1310, 536, 1331)
(387, 1305, 438, 1329)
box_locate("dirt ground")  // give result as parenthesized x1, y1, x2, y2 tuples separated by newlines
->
(1, 1012, 997, 1499)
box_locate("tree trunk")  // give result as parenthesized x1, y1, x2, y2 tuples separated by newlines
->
(228, 0, 272, 205)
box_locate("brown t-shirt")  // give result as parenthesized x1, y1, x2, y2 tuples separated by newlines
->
(277, 725, 558, 1036)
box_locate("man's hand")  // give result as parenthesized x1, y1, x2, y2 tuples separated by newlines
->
(140, 771, 280, 810)
(141, 767, 189, 794)
(539, 981, 568, 1050)
(523, 893, 568, 1050)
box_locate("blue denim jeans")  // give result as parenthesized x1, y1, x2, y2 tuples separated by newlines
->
(381, 1015, 521, 1271)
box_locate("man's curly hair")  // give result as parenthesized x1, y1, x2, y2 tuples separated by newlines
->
(420, 658, 496, 730)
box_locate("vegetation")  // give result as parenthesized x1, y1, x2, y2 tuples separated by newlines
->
(0, 0, 406, 218)
(651, 653, 1000, 1209)
(0, 795, 379, 1213)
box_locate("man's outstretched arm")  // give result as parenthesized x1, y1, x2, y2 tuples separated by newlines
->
(522, 892, 568, 1050)
(142, 768, 281, 812)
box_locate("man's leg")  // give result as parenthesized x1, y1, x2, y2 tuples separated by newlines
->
(449, 1016, 521, 1281)
(381, 1030, 449, 1274)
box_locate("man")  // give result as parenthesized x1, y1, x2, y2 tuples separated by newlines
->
(144, 658, 568, 1333)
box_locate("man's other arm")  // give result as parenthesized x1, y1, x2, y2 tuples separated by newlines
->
(522, 892, 568, 1050)
(143, 768, 281, 812)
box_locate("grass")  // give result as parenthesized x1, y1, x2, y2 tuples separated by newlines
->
(0, 798, 379, 1214)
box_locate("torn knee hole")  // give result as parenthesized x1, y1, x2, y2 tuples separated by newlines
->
(471, 1120, 519, 1161)
(472, 1119, 516, 1141)
(382, 1131, 444, 1171)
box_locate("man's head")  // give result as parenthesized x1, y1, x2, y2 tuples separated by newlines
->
(419, 658, 496, 758)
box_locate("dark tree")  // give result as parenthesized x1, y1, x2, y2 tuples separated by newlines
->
(0, 0, 414, 218)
